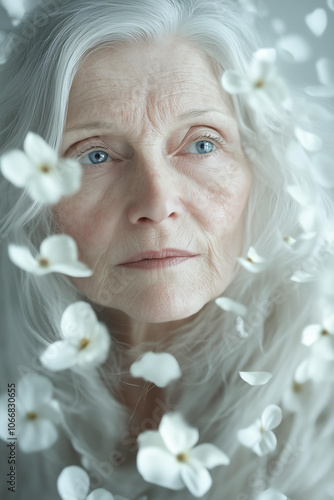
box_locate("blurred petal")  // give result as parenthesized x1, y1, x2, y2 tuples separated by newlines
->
(221, 70, 251, 94)
(305, 85, 334, 98)
(239, 372, 272, 386)
(316, 58, 334, 86)
(87, 489, 115, 500)
(302, 324, 322, 346)
(57, 158, 83, 196)
(294, 359, 311, 384)
(276, 34, 311, 63)
(180, 462, 212, 498)
(130, 352, 181, 387)
(160, 413, 199, 455)
(51, 262, 93, 277)
(57, 466, 89, 500)
(311, 153, 334, 188)
(237, 423, 261, 448)
(261, 405, 282, 430)
(24, 131, 58, 166)
(295, 127, 322, 152)
(190, 443, 230, 468)
(8, 245, 40, 273)
(40, 341, 78, 371)
(27, 174, 64, 204)
(40, 235, 78, 263)
(61, 302, 98, 340)
(257, 488, 287, 500)
(305, 8, 327, 37)
(19, 419, 58, 453)
(215, 297, 247, 316)
(17, 374, 54, 411)
(0, 150, 35, 186)
(328, 0, 334, 11)
(136, 446, 184, 490)
(253, 430, 277, 456)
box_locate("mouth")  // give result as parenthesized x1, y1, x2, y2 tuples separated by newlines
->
(118, 248, 198, 269)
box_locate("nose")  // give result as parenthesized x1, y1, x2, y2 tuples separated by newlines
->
(127, 154, 184, 225)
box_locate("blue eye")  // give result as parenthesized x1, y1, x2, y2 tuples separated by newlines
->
(195, 140, 215, 154)
(84, 150, 109, 164)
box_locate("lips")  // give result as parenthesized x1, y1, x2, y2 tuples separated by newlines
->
(119, 248, 197, 264)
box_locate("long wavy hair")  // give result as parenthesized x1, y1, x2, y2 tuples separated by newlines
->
(1, 1, 333, 499)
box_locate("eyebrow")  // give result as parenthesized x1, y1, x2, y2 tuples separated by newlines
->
(64, 108, 228, 133)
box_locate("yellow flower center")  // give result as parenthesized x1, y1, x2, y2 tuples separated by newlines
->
(176, 452, 189, 463)
(293, 381, 302, 393)
(39, 164, 51, 174)
(38, 257, 50, 268)
(247, 257, 253, 262)
(321, 329, 329, 336)
(79, 338, 90, 350)
(254, 79, 265, 88)
(26, 411, 38, 420)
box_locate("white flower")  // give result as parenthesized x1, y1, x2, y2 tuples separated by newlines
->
(301, 314, 334, 360)
(282, 376, 313, 413)
(305, 8, 327, 37)
(222, 50, 288, 111)
(238, 247, 268, 273)
(276, 34, 311, 63)
(294, 127, 322, 153)
(8, 235, 93, 277)
(137, 412, 230, 498)
(0, 374, 61, 453)
(215, 297, 247, 317)
(130, 352, 181, 388)
(40, 302, 110, 372)
(256, 489, 288, 500)
(0, 131, 82, 204)
(295, 354, 334, 384)
(239, 372, 272, 386)
(57, 466, 117, 500)
(237, 404, 282, 456)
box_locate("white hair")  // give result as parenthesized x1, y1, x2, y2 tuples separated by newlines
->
(0, 0, 334, 499)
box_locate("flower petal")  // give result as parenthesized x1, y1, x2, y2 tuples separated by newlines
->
(40, 234, 78, 263)
(50, 261, 93, 277)
(301, 324, 322, 346)
(305, 8, 327, 37)
(305, 85, 334, 98)
(136, 445, 184, 490)
(253, 430, 277, 456)
(19, 419, 58, 452)
(40, 341, 78, 371)
(27, 173, 64, 204)
(0, 150, 35, 186)
(237, 423, 261, 449)
(75, 323, 110, 368)
(57, 158, 83, 196)
(239, 372, 272, 386)
(261, 405, 282, 431)
(57, 466, 90, 500)
(311, 153, 334, 188)
(215, 297, 247, 317)
(180, 461, 212, 498)
(316, 58, 334, 86)
(130, 352, 181, 387)
(221, 70, 251, 94)
(87, 489, 115, 500)
(17, 374, 54, 412)
(295, 127, 322, 152)
(159, 413, 199, 455)
(8, 245, 40, 274)
(276, 34, 311, 63)
(24, 131, 58, 166)
(61, 302, 98, 340)
(257, 488, 287, 500)
(190, 443, 230, 469)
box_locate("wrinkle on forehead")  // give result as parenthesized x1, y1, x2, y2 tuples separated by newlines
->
(65, 37, 235, 138)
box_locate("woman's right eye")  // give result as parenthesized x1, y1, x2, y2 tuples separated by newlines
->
(75, 146, 112, 166)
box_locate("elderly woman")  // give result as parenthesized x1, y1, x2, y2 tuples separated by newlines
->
(0, 0, 333, 499)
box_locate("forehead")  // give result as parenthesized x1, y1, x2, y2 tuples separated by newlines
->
(65, 38, 234, 131)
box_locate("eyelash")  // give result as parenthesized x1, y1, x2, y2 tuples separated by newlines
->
(74, 133, 225, 168)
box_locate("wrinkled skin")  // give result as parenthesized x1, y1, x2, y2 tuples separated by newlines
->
(55, 37, 252, 346)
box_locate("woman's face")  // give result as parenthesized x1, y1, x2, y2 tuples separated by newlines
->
(56, 38, 252, 324)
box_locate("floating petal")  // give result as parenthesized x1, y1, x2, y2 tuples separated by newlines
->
(305, 8, 327, 37)
(130, 352, 181, 387)
(239, 371, 272, 386)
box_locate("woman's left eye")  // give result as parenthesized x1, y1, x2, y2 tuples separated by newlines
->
(186, 135, 224, 156)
